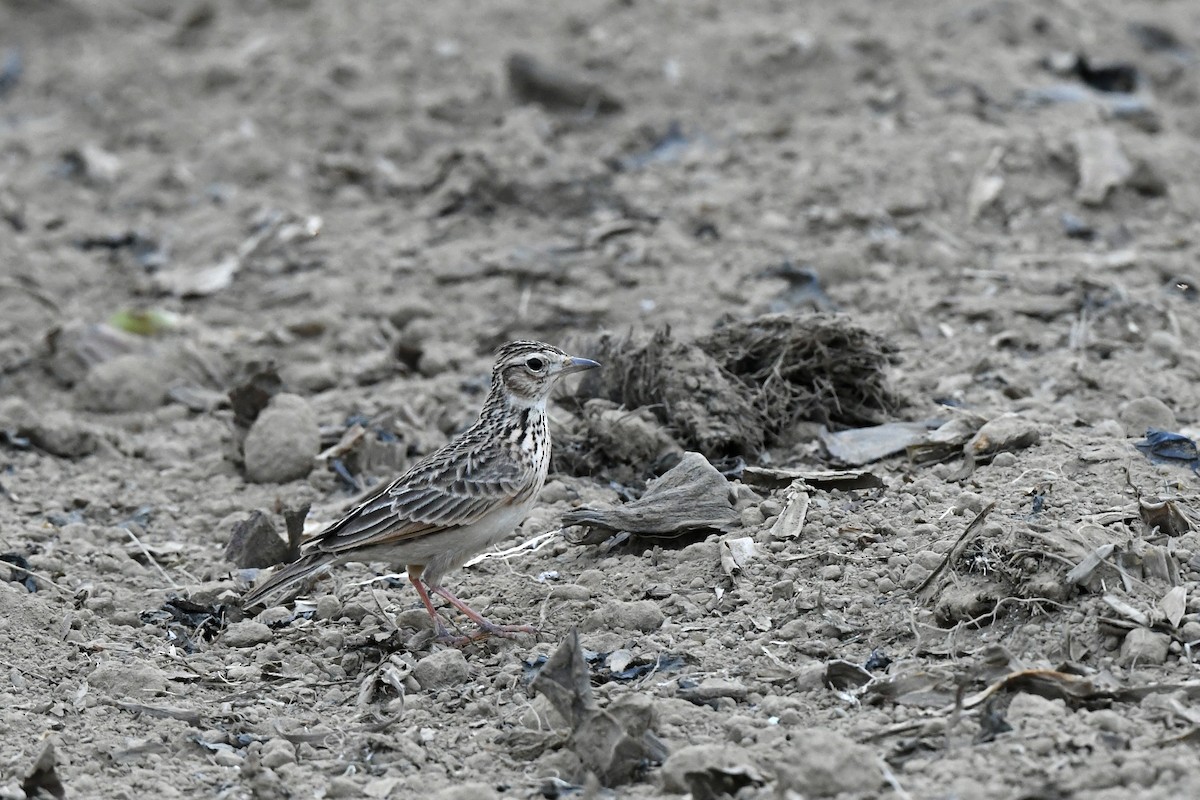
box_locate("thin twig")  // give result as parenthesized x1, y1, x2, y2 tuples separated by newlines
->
(913, 502, 997, 601)
(0, 656, 50, 682)
(125, 529, 180, 590)
(1, 564, 73, 596)
(464, 528, 562, 567)
(879, 757, 914, 800)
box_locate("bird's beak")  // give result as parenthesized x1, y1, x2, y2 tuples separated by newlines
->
(562, 356, 601, 375)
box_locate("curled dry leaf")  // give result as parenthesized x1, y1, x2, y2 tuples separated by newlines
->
(720, 537, 757, 576)
(768, 479, 810, 540)
(1139, 497, 1194, 537)
(820, 420, 932, 466)
(1160, 586, 1187, 628)
(531, 629, 668, 786)
(562, 452, 738, 542)
(906, 412, 987, 465)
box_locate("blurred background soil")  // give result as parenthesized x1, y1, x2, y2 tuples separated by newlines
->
(2, 1, 1200, 798)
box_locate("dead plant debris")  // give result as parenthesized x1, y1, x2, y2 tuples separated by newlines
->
(563, 452, 739, 545)
(531, 629, 669, 786)
(566, 314, 900, 469)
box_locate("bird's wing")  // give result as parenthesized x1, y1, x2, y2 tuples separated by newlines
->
(308, 442, 528, 554)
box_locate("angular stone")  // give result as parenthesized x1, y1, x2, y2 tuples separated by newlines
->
(1120, 628, 1169, 666)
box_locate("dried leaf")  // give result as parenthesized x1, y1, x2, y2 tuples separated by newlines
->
(317, 424, 367, 462)
(1140, 497, 1194, 537)
(825, 660, 872, 691)
(1066, 543, 1118, 585)
(563, 452, 738, 539)
(768, 480, 810, 540)
(1161, 586, 1187, 628)
(108, 308, 181, 336)
(531, 630, 669, 786)
(819, 421, 931, 466)
(720, 537, 756, 576)
(742, 466, 883, 491)
(21, 739, 65, 800)
(1102, 593, 1151, 627)
(228, 364, 282, 428)
(906, 412, 987, 465)
(153, 256, 240, 298)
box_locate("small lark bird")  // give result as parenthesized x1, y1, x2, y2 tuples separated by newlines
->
(242, 341, 600, 642)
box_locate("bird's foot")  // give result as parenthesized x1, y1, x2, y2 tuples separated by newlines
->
(477, 619, 539, 639)
(434, 619, 538, 647)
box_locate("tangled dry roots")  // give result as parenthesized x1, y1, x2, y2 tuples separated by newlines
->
(701, 313, 901, 433)
(569, 314, 901, 461)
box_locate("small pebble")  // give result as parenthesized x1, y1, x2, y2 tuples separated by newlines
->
(413, 649, 470, 690)
(548, 584, 591, 601)
(224, 621, 273, 648)
(913, 550, 942, 570)
(1117, 396, 1176, 437)
(326, 777, 361, 798)
(819, 565, 843, 581)
(739, 506, 765, 528)
(581, 600, 664, 632)
(433, 784, 500, 800)
(1120, 628, 1169, 666)
(951, 491, 987, 515)
(77, 354, 170, 413)
(243, 393, 320, 484)
(315, 595, 342, 621)
(900, 563, 932, 589)
(576, 569, 607, 588)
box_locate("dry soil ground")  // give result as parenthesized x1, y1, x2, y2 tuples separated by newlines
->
(3, 1, 1200, 798)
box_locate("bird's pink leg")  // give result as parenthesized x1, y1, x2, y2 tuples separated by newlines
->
(407, 565, 455, 640)
(429, 584, 538, 640)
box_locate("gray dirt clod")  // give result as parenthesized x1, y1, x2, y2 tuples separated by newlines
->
(88, 659, 169, 698)
(1118, 396, 1177, 437)
(223, 621, 274, 648)
(413, 648, 470, 690)
(660, 743, 759, 794)
(242, 393, 320, 483)
(76, 353, 171, 413)
(224, 510, 292, 569)
(314, 594, 342, 620)
(581, 600, 665, 633)
(774, 729, 882, 796)
(1120, 628, 1170, 666)
(27, 409, 99, 458)
(432, 783, 500, 800)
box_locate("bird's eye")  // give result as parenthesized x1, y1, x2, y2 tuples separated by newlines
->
(525, 357, 545, 372)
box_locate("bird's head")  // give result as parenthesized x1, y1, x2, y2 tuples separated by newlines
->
(491, 340, 600, 407)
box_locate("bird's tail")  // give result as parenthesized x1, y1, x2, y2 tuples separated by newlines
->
(241, 552, 337, 608)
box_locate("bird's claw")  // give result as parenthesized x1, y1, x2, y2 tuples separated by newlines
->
(435, 620, 539, 647)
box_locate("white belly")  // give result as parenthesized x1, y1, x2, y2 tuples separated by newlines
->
(360, 497, 537, 586)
